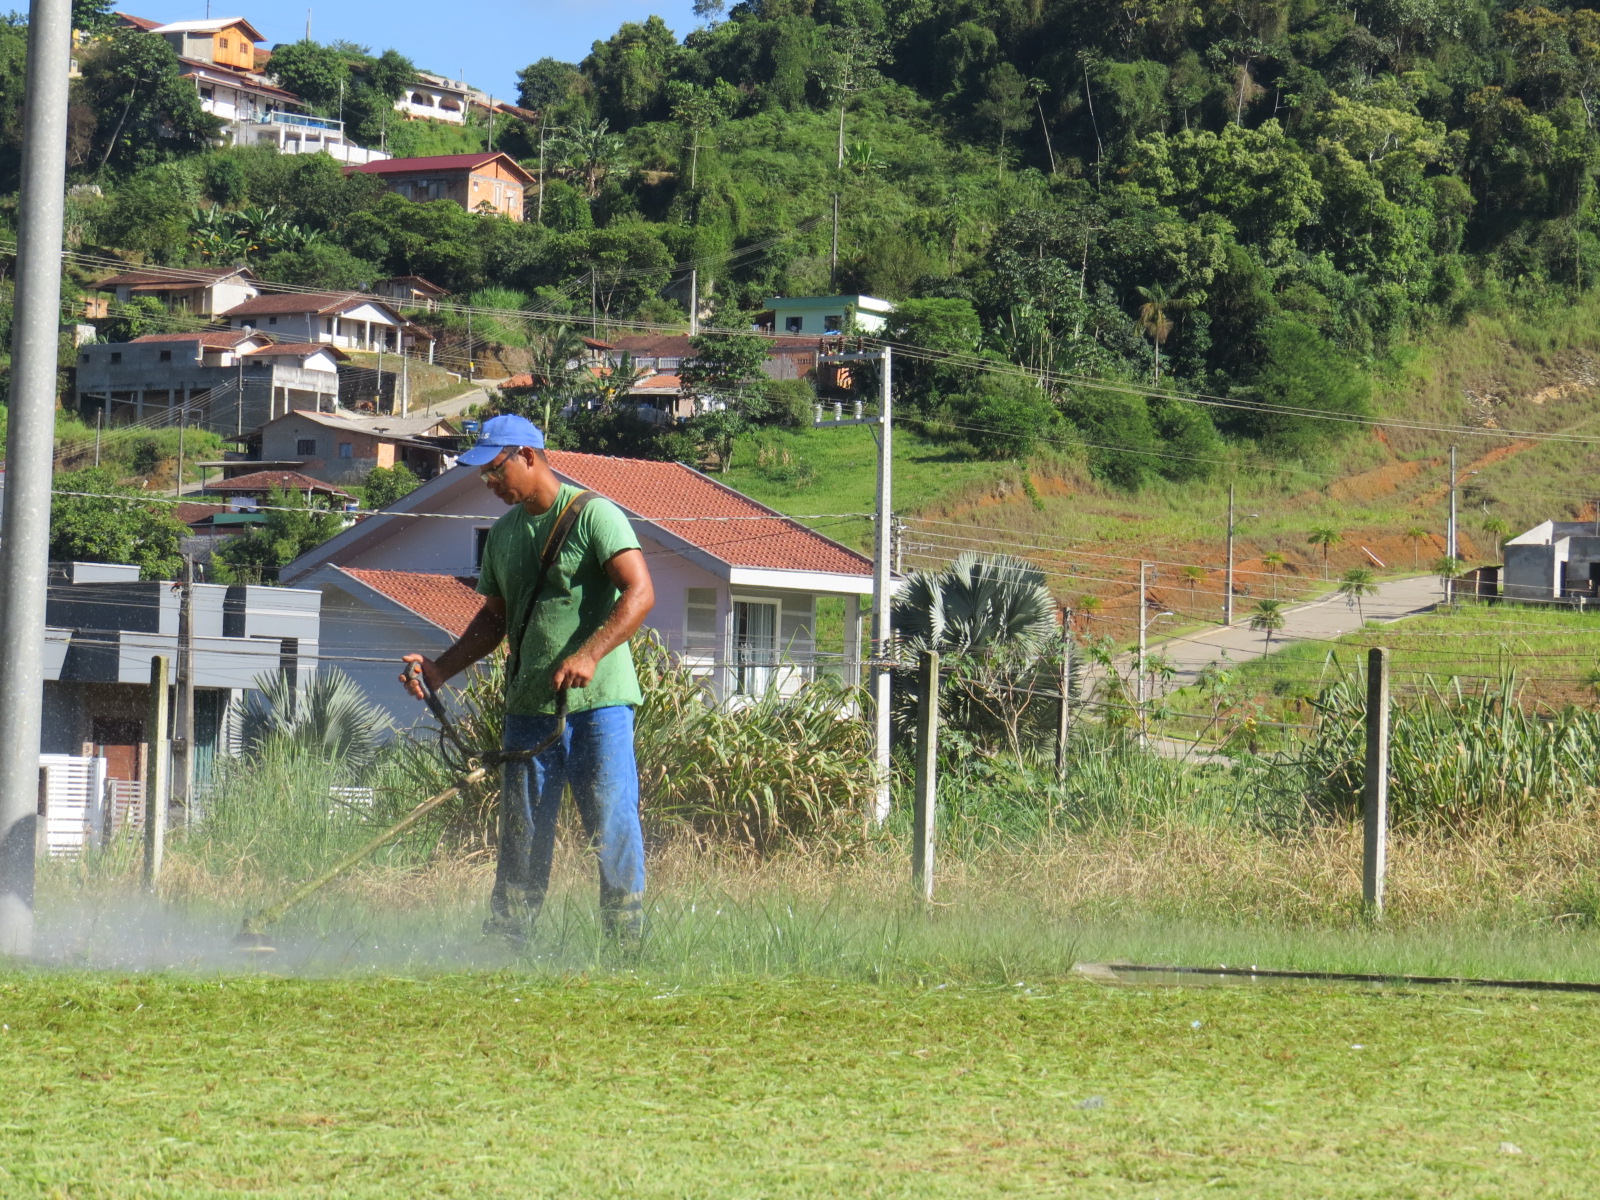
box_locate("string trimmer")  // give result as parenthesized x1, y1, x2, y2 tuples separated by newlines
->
(235, 665, 567, 952)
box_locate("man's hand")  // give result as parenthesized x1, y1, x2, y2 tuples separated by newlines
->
(400, 653, 446, 701)
(551, 652, 598, 691)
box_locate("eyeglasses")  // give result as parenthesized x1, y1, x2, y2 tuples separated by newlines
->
(479, 448, 517, 484)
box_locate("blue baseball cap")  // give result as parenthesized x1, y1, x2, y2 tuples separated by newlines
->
(458, 413, 545, 466)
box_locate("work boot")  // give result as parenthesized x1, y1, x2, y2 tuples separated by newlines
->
(601, 890, 645, 951)
(484, 883, 540, 950)
(481, 911, 532, 950)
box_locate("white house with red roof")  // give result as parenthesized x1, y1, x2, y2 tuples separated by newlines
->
(93, 264, 260, 317)
(219, 291, 431, 354)
(280, 453, 876, 724)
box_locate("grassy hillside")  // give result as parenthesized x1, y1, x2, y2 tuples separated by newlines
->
(721, 290, 1600, 647)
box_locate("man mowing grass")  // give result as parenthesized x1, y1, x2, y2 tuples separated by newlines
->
(402, 415, 655, 946)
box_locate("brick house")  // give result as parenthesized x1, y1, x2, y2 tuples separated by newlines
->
(347, 152, 534, 220)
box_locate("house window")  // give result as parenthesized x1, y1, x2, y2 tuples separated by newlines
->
(732, 598, 779, 695)
(218, 36, 228, 48)
(268, 316, 278, 325)
(473, 527, 492, 571)
(685, 588, 718, 658)
(296, 439, 316, 456)
(324, 318, 334, 333)
(659, 357, 681, 370)
(785, 316, 803, 333)
(109, 352, 121, 364)
(338, 442, 353, 459)
(159, 350, 172, 362)
(635, 357, 656, 370)
(824, 314, 843, 332)
(200, 86, 214, 100)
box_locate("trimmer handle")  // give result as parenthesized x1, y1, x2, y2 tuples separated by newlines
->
(405, 660, 451, 726)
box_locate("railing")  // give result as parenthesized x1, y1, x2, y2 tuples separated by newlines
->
(258, 111, 344, 134)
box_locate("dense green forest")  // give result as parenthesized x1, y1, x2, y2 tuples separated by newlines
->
(5, 1, 1600, 485)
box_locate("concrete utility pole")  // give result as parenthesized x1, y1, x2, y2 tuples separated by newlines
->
(815, 345, 895, 821)
(1446, 443, 1458, 603)
(689, 268, 699, 336)
(1224, 484, 1235, 627)
(911, 649, 939, 903)
(1136, 561, 1148, 717)
(144, 656, 171, 891)
(1362, 647, 1391, 918)
(0, 0, 72, 957)
(171, 562, 196, 824)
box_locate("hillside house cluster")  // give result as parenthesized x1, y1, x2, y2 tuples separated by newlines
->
(348, 152, 534, 220)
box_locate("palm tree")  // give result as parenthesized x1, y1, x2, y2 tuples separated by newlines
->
(1434, 555, 1465, 604)
(1075, 594, 1104, 632)
(234, 668, 392, 771)
(1262, 551, 1286, 598)
(1404, 525, 1430, 570)
(1307, 526, 1343, 579)
(1181, 565, 1205, 606)
(1134, 283, 1187, 381)
(1248, 599, 1287, 653)
(1337, 567, 1378, 622)
(1482, 515, 1510, 547)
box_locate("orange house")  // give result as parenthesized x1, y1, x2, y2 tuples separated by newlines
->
(347, 152, 534, 221)
(148, 17, 264, 71)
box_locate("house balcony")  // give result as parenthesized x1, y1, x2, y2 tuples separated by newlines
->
(247, 113, 389, 166)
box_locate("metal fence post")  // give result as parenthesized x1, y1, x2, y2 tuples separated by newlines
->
(144, 656, 171, 892)
(912, 649, 939, 902)
(1362, 647, 1390, 918)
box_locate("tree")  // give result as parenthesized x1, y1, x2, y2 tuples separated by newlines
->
(1249, 598, 1287, 653)
(961, 374, 1058, 460)
(1337, 567, 1378, 622)
(265, 40, 351, 111)
(516, 58, 581, 111)
(1231, 321, 1371, 455)
(680, 331, 770, 409)
(973, 63, 1030, 178)
(1181, 565, 1206, 606)
(50, 468, 187, 580)
(1134, 283, 1188, 381)
(582, 15, 679, 125)
(76, 28, 220, 174)
(1262, 551, 1286, 598)
(1307, 525, 1343, 579)
(1434, 555, 1465, 603)
(1405, 525, 1431, 570)
(212, 487, 347, 583)
(363, 463, 420, 510)
(667, 80, 737, 194)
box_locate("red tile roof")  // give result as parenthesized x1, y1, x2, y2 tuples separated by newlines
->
(202, 470, 355, 498)
(608, 335, 693, 358)
(243, 342, 348, 359)
(97, 266, 250, 289)
(347, 152, 536, 185)
(175, 502, 229, 525)
(547, 451, 871, 577)
(115, 12, 162, 31)
(630, 373, 681, 391)
(220, 291, 376, 317)
(339, 568, 485, 637)
(130, 331, 260, 347)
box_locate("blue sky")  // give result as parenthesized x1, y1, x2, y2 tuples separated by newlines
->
(125, 2, 704, 98)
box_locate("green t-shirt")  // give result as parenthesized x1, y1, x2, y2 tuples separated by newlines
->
(477, 483, 643, 716)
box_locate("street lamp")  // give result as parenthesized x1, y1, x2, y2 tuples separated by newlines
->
(1224, 483, 1259, 627)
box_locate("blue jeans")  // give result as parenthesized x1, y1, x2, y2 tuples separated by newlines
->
(491, 704, 645, 934)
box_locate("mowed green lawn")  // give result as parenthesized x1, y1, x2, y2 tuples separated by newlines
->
(1, 972, 1594, 1197)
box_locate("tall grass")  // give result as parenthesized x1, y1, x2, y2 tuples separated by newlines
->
(1296, 670, 1600, 828)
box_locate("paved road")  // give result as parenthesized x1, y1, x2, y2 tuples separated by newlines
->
(1135, 574, 1444, 693)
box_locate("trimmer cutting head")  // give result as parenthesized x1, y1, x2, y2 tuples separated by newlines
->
(234, 920, 276, 954)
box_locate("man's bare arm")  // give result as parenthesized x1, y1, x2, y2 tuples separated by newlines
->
(400, 595, 507, 699)
(551, 548, 655, 691)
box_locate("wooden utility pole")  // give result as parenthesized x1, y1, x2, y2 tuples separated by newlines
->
(144, 655, 171, 891)
(1055, 607, 1072, 781)
(1362, 647, 1390, 918)
(912, 649, 939, 902)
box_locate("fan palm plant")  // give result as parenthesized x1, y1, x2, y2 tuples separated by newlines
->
(234, 668, 392, 773)
(892, 552, 1058, 756)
